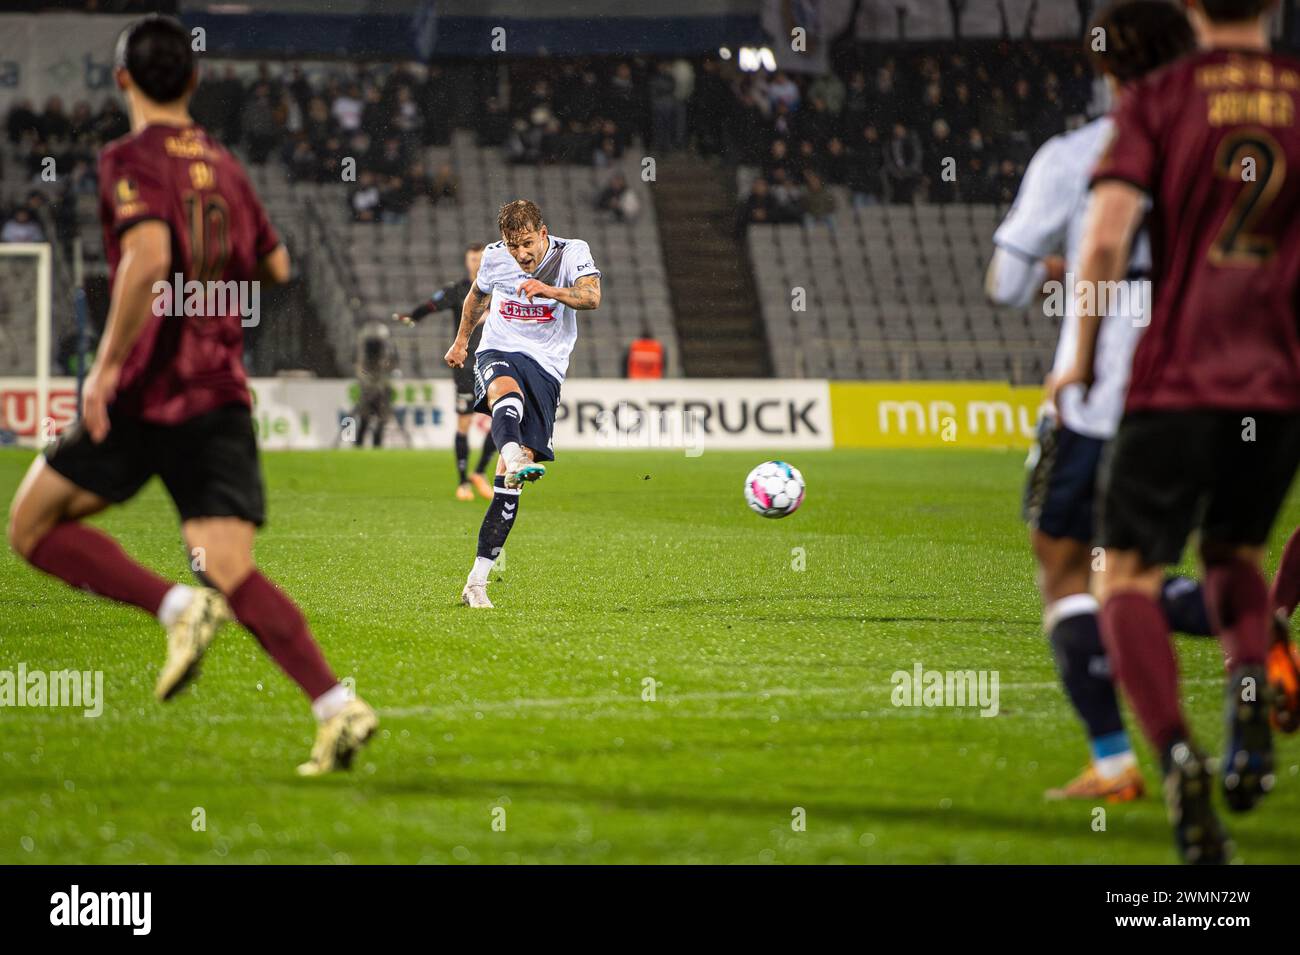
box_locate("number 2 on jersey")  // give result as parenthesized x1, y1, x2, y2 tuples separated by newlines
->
(1210, 129, 1286, 265)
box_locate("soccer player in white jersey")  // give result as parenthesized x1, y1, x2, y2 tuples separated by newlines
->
(444, 199, 601, 608)
(986, 0, 1204, 803)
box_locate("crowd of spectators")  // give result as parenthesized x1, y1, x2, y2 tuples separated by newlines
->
(184, 60, 673, 223)
(187, 64, 469, 223)
(2, 95, 127, 246)
(724, 45, 1095, 226)
(479, 45, 1093, 225)
(0, 40, 1093, 242)
(490, 60, 692, 165)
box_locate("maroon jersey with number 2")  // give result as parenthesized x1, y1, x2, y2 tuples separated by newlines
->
(1092, 49, 1300, 413)
(97, 122, 279, 424)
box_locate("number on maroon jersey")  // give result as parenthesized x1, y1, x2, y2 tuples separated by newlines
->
(1210, 129, 1286, 265)
(183, 191, 231, 282)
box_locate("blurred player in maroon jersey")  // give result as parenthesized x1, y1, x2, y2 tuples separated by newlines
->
(5, 16, 376, 776)
(1057, 0, 1300, 862)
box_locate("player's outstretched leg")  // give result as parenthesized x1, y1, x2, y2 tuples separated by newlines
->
(488, 388, 545, 489)
(183, 517, 377, 775)
(1267, 526, 1300, 732)
(8, 459, 229, 702)
(1202, 550, 1275, 811)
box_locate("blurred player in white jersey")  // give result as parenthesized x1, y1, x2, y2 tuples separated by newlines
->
(444, 199, 601, 608)
(986, 0, 1206, 802)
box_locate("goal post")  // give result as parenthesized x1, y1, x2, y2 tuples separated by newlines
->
(0, 243, 54, 448)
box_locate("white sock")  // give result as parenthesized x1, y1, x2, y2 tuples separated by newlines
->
(467, 556, 496, 586)
(157, 584, 196, 627)
(312, 682, 354, 722)
(1094, 750, 1137, 780)
(500, 441, 522, 465)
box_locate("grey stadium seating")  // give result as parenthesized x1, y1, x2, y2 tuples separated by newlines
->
(743, 170, 1058, 384)
(8, 129, 1054, 386)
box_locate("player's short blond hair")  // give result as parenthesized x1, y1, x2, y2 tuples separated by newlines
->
(498, 199, 544, 240)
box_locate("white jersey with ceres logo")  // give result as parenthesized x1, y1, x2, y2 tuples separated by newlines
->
(474, 235, 600, 383)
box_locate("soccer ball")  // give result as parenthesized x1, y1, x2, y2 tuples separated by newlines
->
(744, 460, 805, 518)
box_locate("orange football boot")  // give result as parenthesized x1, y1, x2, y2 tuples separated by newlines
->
(1045, 764, 1145, 803)
(469, 472, 493, 499)
(1268, 610, 1300, 734)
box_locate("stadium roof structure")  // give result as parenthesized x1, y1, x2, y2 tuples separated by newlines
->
(178, 0, 767, 58)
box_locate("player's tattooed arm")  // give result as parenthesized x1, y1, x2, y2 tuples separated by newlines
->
(518, 274, 602, 310)
(565, 274, 602, 310)
(458, 283, 491, 336)
(445, 284, 491, 368)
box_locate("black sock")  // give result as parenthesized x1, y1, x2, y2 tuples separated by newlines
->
(490, 394, 524, 458)
(475, 431, 497, 474)
(455, 433, 469, 483)
(476, 476, 520, 561)
(1049, 608, 1125, 741)
(1161, 575, 1213, 637)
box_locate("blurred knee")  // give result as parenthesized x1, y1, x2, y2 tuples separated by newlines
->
(1032, 532, 1091, 603)
(184, 520, 256, 594)
(7, 493, 48, 560)
(1093, 548, 1163, 604)
(186, 544, 252, 594)
(6, 506, 34, 558)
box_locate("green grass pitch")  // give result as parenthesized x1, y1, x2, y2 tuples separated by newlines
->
(2, 446, 1298, 864)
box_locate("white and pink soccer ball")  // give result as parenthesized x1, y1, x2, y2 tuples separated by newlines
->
(744, 460, 805, 518)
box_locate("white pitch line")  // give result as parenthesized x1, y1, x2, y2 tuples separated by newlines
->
(376, 677, 1223, 719)
(3, 677, 1222, 725)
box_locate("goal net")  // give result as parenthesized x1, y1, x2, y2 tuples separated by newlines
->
(0, 243, 53, 448)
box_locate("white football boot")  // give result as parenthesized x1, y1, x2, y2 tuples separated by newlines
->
(155, 588, 230, 701)
(503, 452, 545, 490)
(461, 581, 494, 608)
(297, 697, 379, 776)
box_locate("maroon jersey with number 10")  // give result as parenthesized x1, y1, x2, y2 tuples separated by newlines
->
(97, 122, 279, 424)
(1091, 49, 1300, 413)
